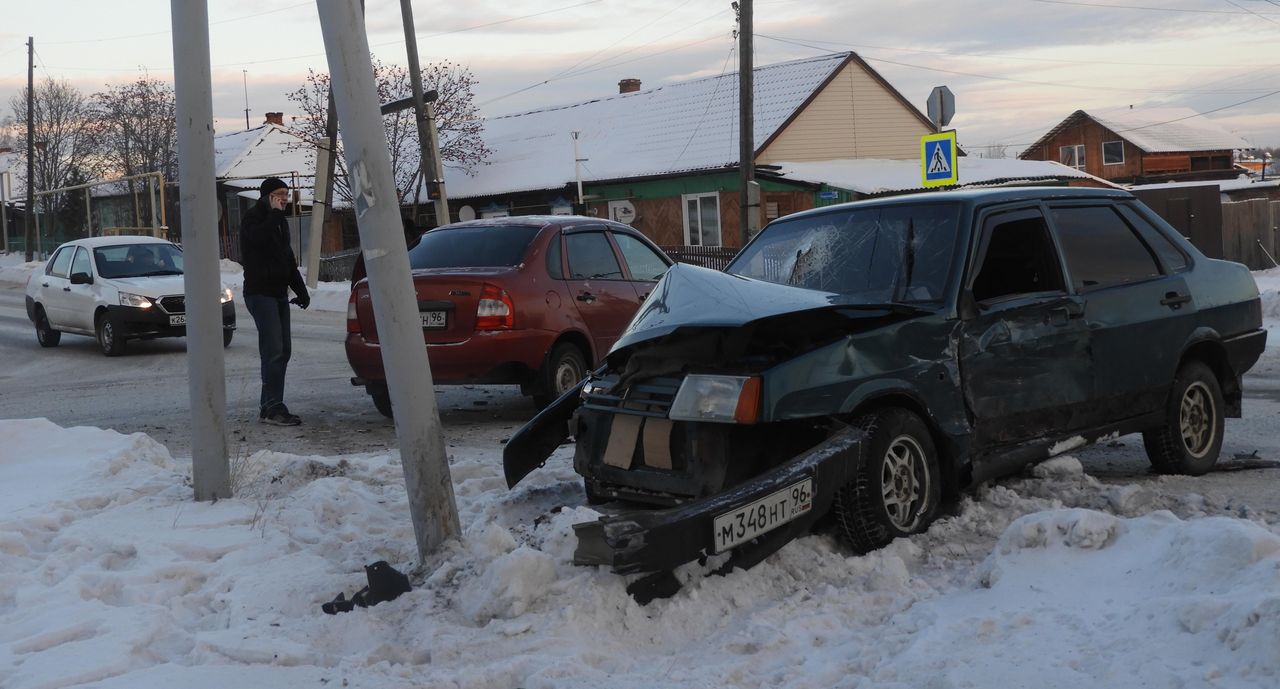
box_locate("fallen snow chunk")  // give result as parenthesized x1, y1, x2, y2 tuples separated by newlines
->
(458, 546, 556, 622)
(1030, 455, 1084, 478)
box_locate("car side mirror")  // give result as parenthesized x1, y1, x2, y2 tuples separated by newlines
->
(70, 272, 93, 285)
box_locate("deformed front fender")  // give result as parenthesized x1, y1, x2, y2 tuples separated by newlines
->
(573, 425, 867, 575)
(503, 379, 585, 488)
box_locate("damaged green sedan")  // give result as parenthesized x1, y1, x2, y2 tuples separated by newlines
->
(504, 187, 1267, 577)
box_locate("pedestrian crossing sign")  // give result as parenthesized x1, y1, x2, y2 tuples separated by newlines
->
(921, 131, 958, 187)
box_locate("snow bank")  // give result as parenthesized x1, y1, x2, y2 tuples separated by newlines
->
(3, 419, 1279, 689)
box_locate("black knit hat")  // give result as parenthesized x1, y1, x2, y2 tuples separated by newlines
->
(259, 177, 288, 197)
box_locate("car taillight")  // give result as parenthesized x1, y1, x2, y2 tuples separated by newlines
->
(346, 290, 360, 333)
(475, 283, 514, 330)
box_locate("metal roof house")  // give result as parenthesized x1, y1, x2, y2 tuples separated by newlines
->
(1018, 108, 1250, 184)
(438, 52, 941, 249)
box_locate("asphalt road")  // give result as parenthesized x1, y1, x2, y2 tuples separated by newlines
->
(0, 280, 538, 459)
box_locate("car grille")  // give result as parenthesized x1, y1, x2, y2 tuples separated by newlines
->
(158, 295, 185, 314)
(582, 375, 681, 418)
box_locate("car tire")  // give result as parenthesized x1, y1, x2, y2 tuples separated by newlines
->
(370, 385, 394, 419)
(1142, 360, 1224, 476)
(533, 342, 588, 409)
(34, 306, 61, 347)
(223, 330, 234, 347)
(833, 408, 941, 554)
(96, 312, 127, 357)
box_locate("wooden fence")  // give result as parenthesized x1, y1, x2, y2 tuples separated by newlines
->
(1221, 200, 1280, 270)
(660, 245, 740, 271)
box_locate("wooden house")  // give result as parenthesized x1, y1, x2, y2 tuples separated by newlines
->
(1019, 108, 1248, 184)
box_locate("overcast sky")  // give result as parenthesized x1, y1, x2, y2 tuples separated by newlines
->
(1, 0, 1277, 157)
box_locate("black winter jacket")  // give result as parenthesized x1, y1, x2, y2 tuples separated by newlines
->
(240, 199, 308, 299)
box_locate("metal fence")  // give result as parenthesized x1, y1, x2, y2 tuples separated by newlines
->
(317, 248, 360, 282)
(660, 245, 739, 271)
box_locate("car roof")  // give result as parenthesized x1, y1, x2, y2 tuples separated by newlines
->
(778, 186, 1136, 224)
(430, 215, 628, 231)
(53, 236, 175, 250)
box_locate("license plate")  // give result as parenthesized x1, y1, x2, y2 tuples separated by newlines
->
(712, 478, 813, 553)
(420, 310, 447, 329)
(169, 314, 186, 326)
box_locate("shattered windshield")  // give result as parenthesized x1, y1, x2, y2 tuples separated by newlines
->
(727, 202, 962, 304)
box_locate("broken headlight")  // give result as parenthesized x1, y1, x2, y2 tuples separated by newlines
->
(668, 374, 761, 424)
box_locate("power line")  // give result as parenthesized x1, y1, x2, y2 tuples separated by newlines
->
(553, 0, 697, 78)
(1031, 0, 1280, 14)
(757, 35, 1276, 95)
(39, 3, 314, 45)
(672, 42, 737, 168)
(1219, 0, 1280, 25)
(757, 33, 1278, 70)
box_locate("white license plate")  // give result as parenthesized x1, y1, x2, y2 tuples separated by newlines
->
(169, 314, 186, 326)
(712, 478, 813, 553)
(420, 310, 447, 329)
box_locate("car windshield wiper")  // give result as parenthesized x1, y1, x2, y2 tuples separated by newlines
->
(134, 269, 183, 277)
(833, 302, 931, 317)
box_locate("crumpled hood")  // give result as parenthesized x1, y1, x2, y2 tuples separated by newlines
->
(611, 263, 848, 354)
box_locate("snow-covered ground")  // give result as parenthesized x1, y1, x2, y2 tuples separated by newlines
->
(2, 252, 1280, 688)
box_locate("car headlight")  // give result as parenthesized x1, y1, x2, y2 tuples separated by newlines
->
(220, 288, 234, 303)
(119, 292, 154, 309)
(668, 374, 762, 424)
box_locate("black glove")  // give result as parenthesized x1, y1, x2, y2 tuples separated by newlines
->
(290, 294, 310, 310)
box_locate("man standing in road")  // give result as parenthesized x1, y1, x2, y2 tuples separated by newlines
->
(241, 177, 310, 426)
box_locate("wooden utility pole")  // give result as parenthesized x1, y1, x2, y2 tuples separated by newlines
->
(399, 0, 449, 226)
(737, 0, 758, 247)
(24, 37, 34, 262)
(170, 0, 230, 501)
(316, 0, 461, 561)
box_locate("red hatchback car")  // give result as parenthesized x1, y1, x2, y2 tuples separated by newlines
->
(345, 216, 673, 415)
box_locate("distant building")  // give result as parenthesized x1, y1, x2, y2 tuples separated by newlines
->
(1019, 108, 1248, 184)
(437, 52, 941, 249)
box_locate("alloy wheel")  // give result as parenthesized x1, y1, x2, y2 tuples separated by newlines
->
(1179, 381, 1216, 459)
(881, 434, 929, 530)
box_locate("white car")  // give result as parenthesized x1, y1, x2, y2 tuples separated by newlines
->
(24, 236, 236, 356)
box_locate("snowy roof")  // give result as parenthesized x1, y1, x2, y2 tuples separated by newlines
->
(776, 157, 1117, 196)
(1026, 108, 1250, 156)
(214, 123, 316, 186)
(444, 53, 854, 199)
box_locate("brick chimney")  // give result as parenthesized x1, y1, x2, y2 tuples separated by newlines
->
(618, 78, 641, 94)
(264, 112, 284, 125)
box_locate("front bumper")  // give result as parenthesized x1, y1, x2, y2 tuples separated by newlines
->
(109, 300, 235, 338)
(573, 426, 865, 575)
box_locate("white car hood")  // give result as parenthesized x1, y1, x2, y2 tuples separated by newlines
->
(108, 275, 188, 298)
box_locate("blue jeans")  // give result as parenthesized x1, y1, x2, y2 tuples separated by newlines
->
(244, 294, 292, 415)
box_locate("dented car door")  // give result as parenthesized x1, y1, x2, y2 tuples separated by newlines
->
(958, 205, 1094, 447)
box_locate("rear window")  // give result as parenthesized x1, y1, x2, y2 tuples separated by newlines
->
(408, 226, 540, 269)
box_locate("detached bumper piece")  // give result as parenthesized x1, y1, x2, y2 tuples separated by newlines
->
(573, 426, 866, 576)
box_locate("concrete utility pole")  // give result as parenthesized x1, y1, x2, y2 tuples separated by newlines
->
(398, 0, 449, 226)
(25, 37, 34, 262)
(170, 0, 230, 501)
(736, 0, 759, 247)
(305, 137, 331, 290)
(315, 0, 461, 561)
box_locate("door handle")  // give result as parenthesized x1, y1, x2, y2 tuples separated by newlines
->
(42, 282, 50, 287)
(577, 293, 596, 303)
(63, 286, 71, 291)
(1160, 292, 1191, 309)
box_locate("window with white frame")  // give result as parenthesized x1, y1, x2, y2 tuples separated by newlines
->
(682, 192, 721, 246)
(1060, 144, 1086, 170)
(1103, 141, 1125, 165)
